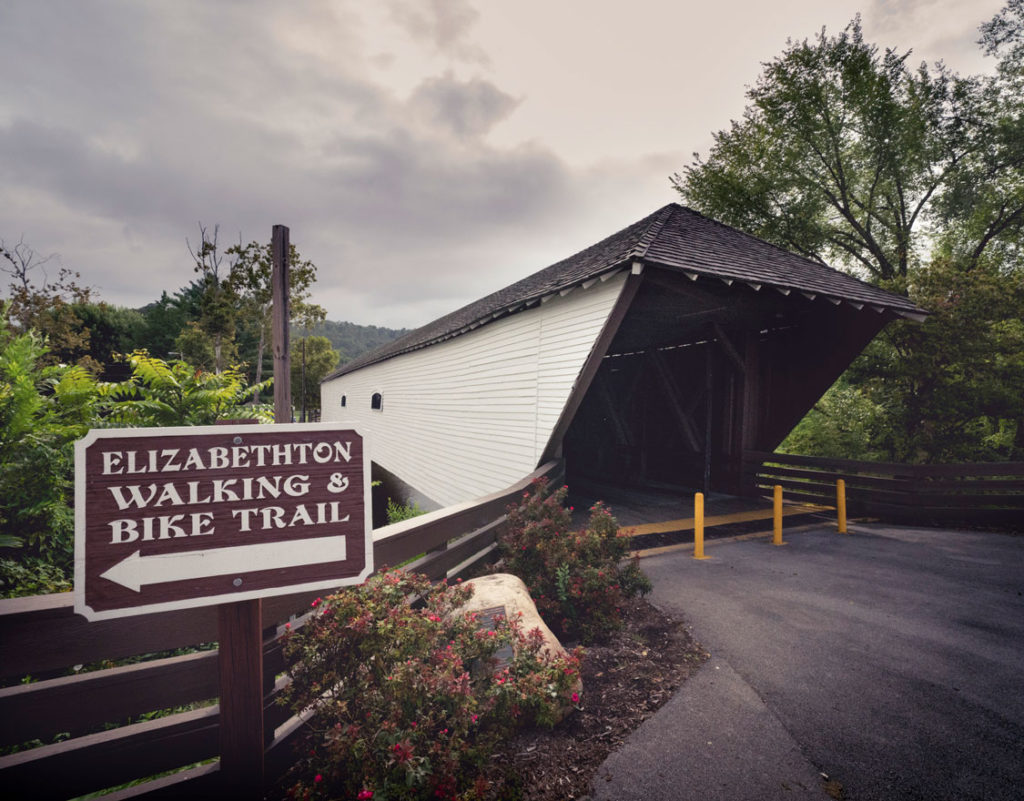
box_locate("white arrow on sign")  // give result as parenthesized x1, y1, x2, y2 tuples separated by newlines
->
(99, 535, 348, 592)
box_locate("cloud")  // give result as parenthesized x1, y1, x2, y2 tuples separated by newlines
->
(862, 0, 1003, 73)
(385, 0, 488, 63)
(0, 0, 612, 328)
(408, 73, 520, 139)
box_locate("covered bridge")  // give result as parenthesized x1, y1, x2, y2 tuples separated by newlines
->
(321, 203, 923, 511)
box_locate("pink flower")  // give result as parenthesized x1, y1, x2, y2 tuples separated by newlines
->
(358, 791, 374, 800)
(571, 692, 580, 703)
(314, 773, 323, 783)
(392, 740, 415, 764)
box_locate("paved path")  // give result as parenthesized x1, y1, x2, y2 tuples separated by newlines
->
(590, 523, 1024, 801)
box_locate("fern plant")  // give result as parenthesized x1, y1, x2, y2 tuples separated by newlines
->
(102, 351, 271, 427)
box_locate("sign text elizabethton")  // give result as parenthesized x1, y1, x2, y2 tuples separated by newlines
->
(99, 440, 355, 544)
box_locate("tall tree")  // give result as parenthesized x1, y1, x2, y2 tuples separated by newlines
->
(187, 224, 238, 373)
(227, 239, 326, 399)
(1, 236, 94, 364)
(676, 6, 1024, 462)
(935, 0, 1024, 270)
(672, 15, 1021, 286)
(66, 303, 147, 378)
(137, 283, 205, 360)
(290, 335, 339, 420)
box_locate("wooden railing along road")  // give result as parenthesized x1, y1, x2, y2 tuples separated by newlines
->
(0, 461, 563, 801)
(747, 451, 1024, 527)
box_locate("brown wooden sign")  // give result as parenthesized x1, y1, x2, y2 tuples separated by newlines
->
(74, 423, 371, 621)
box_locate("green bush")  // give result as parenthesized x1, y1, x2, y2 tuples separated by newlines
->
(280, 569, 582, 801)
(385, 497, 425, 524)
(0, 556, 73, 597)
(0, 324, 97, 579)
(499, 479, 652, 644)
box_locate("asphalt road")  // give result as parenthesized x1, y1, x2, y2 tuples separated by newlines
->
(592, 523, 1024, 801)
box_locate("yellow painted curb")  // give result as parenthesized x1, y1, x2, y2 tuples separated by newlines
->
(632, 522, 831, 559)
(621, 504, 827, 538)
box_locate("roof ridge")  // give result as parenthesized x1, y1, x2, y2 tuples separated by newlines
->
(629, 203, 676, 260)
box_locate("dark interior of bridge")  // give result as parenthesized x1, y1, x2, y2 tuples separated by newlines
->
(561, 267, 888, 497)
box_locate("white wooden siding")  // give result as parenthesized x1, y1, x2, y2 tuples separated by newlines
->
(321, 272, 627, 507)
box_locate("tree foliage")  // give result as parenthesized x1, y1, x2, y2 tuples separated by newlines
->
(673, 14, 1022, 285)
(186, 225, 238, 374)
(850, 258, 1024, 462)
(67, 302, 147, 376)
(0, 315, 100, 579)
(306, 319, 409, 366)
(139, 284, 205, 361)
(1, 236, 95, 367)
(227, 238, 326, 395)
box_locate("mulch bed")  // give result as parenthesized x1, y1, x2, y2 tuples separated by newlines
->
(482, 598, 709, 800)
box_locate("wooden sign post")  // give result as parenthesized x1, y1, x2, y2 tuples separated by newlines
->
(72, 227, 372, 797)
(218, 597, 266, 797)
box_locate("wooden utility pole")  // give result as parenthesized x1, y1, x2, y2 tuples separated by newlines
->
(272, 224, 291, 424)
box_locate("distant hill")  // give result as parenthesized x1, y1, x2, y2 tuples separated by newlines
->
(302, 319, 409, 367)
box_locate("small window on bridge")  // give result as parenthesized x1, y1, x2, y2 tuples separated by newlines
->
(371, 392, 383, 411)
(340, 395, 347, 408)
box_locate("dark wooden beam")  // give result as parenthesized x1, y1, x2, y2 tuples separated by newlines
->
(740, 330, 761, 453)
(704, 344, 714, 494)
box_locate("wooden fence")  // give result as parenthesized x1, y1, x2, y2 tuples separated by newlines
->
(0, 460, 562, 801)
(746, 451, 1024, 527)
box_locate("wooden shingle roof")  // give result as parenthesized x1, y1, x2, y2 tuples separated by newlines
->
(326, 203, 924, 379)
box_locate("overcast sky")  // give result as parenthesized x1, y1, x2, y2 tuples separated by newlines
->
(0, 0, 1004, 329)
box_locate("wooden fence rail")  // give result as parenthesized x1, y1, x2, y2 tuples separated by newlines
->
(746, 451, 1024, 526)
(0, 460, 562, 801)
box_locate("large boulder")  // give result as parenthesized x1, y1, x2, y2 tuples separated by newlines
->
(457, 573, 582, 714)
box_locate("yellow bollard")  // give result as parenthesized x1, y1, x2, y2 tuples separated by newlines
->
(773, 484, 785, 546)
(693, 492, 709, 560)
(837, 478, 848, 534)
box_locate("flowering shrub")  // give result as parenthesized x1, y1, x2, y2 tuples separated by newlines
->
(500, 479, 652, 643)
(281, 569, 582, 801)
